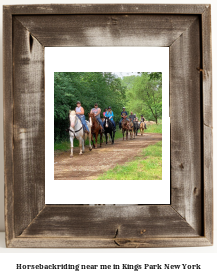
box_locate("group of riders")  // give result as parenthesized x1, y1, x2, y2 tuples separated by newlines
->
(75, 101, 146, 134)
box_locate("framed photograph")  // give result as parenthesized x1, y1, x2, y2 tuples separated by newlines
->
(4, 4, 213, 247)
(46, 47, 170, 205)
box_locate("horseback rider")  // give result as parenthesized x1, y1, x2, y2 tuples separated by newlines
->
(141, 115, 145, 122)
(141, 115, 147, 129)
(105, 106, 116, 131)
(90, 103, 104, 131)
(75, 101, 90, 134)
(119, 107, 128, 129)
(129, 111, 136, 122)
(103, 108, 107, 117)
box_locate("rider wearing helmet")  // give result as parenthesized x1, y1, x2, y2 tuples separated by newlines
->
(105, 106, 116, 131)
(75, 101, 90, 133)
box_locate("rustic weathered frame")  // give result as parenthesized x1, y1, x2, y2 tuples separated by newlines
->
(3, 4, 212, 248)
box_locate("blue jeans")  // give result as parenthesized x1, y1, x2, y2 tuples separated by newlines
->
(96, 116, 104, 128)
(77, 115, 89, 132)
(110, 119, 116, 129)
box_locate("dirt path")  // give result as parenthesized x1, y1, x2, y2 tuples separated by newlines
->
(54, 133, 162, 180)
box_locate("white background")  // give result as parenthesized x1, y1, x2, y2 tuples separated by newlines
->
(0, 0, 216, 277)
(45, 47, 170, 204)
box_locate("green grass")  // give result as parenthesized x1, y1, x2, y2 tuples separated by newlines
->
(97, 141, 162, 180)
(144, 123, 162, 133)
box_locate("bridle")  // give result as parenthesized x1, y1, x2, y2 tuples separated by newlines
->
(69, 116, 83, 138)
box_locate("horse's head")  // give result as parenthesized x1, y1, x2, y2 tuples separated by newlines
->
(104, 117, 109, 128)
(88, 112, 94, 119)
(69, 110, 76, 128)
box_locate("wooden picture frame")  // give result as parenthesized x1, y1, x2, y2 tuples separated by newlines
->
(3, 4, 213, 248)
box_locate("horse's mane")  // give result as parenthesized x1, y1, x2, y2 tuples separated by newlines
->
(89, 112, 100, 125)
(69, 110, 76, 116)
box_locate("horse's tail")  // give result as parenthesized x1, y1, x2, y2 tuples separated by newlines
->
(89, 116, 92, 127)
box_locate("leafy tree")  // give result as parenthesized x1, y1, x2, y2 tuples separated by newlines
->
(54, 72, 126, 142)
(123, 72, 162, 123)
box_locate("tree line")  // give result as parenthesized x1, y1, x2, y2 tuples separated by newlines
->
(54, 72, 162, 142)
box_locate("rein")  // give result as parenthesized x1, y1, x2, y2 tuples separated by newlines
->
(69, 116, 83, 138)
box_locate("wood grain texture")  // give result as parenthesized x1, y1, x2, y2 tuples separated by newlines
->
(3, 7, 14, 247)
(201, 6, 213, 244)
(202, 6, 212, 129)
(20, 205, 198, 238)
(12, 17, 45, 237)
(3, 4, 213, 248)
(4, 4, 207, 15)
(170, 17, 202, 234)
(8, 237, 212, 248)
(203, 125, 213, 243)
(16, 15, 197, 47)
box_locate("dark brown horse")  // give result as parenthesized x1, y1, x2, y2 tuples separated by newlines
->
(88, 112, 103, 148)
(121, 118, 129, 140)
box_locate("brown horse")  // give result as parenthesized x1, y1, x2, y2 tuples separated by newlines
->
(121, 118, 129, 140)
(140, 121, 145, 135)
(88, 112, 103, 148)
(128, 119, 134, 139)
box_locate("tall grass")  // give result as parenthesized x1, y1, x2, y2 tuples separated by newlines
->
(97, 141, 162, 180)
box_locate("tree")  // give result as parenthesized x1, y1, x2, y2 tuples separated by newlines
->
(54, 72, 126, 142)
(123, 72, 162, 123)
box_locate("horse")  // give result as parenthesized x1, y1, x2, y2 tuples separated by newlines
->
(102, 118, 111, 143)
(140, 121, 145, 136)
(104, 117, 115, 144)
(128, 119, 134, 139)
(68, 110, 92, 157)
(89, 112, 103, 148)
(121, 118, 129, 140)
(133, 121, 140, 136)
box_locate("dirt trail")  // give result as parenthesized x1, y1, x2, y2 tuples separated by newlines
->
(54, 133, 162, 180)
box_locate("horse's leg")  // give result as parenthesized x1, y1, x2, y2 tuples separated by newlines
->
(79, 138, 83, 155)
(122, 129, 124, 140)
(105, 132, 108, 144)
(91, 133, 95, 148)
(126, 130, 128, 140)
(100, 132, 102, 147)
(95, 132, 98, 148)
(70, 136, 74, 157)
(112, 131, 115, 144)
(89, 128, 92, 151)
(82, 137, 85, 152)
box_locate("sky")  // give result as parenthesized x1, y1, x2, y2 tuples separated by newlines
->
(113, 72, 140, 78)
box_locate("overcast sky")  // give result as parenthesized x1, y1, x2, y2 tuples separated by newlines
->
(113, 72, 140, 78)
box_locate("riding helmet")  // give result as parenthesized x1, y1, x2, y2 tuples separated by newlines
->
(108, 106, 111, 109)
(77, 101, 81, 104)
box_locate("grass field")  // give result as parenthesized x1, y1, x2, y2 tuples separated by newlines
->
(54, 123, 162, 151)
(97, 141, 162, 180)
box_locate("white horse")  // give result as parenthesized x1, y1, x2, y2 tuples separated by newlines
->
(69, 110, 92, 157)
